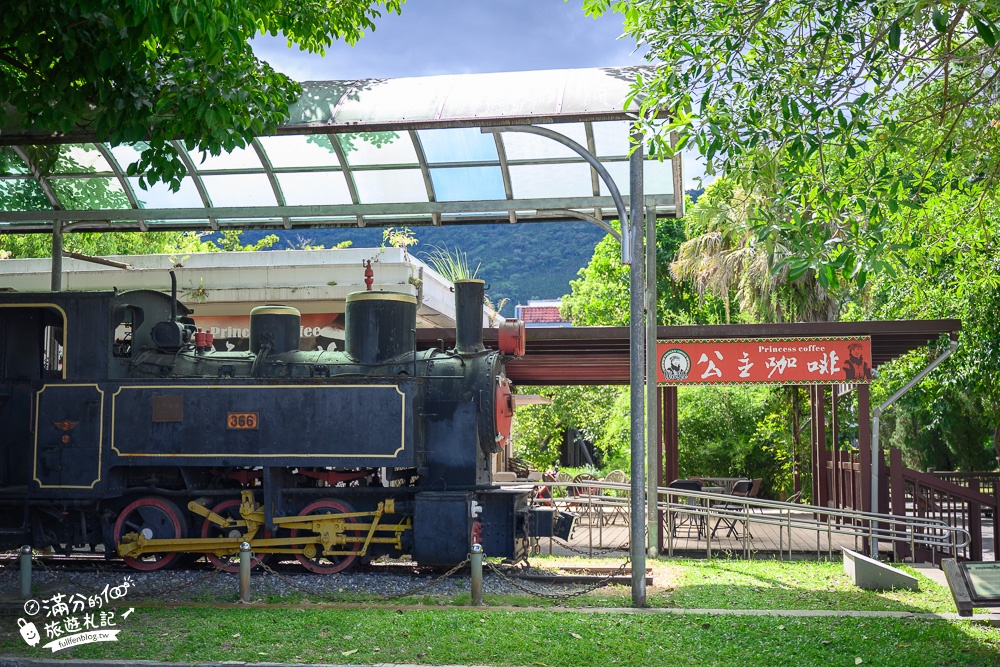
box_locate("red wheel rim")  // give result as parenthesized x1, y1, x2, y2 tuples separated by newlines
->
(113, 496, 186, 571)
(201, 499, 269, 573)
(291, 499, 361, 574)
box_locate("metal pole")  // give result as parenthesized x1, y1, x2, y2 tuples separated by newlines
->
(470, 543, 484, 606)
(645, 204, 658, 558)
(870, 339, 959, 554)
(629, 135, 646, 607)
(20, 545, 32, 599)
(239, 541, 251, 603)
(51, 221, 62, 292)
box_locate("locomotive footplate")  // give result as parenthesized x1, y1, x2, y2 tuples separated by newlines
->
(116, 491, 411, 562)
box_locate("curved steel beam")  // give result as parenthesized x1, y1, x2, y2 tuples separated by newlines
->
(481, 125, 632, 263)
(547, 208, 620, 241)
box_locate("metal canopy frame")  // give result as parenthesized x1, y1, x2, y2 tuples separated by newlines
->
(0, 67, 678, 234)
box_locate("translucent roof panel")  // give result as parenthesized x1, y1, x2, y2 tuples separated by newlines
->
(353, 168, 427, 204)
(201, 174, 278, 207)
(50, 177, 129, 209)
(601, 161, 675, 197)
(258, 135, 341, 169)
(0, 147, 30, 175)
(417, 128, 499, 164)
(188, 145, 263, 171)
(276, 172, 353, 206)
(128, 177, 205, 208)
(592, 121, 633, 157)
(0, 68, 681, 232)
(431, 166, 506, 202)
(0, 177, 51, 210)
(54, 144, 113, 174)
(510, 163, 594, 199)
(503, 124, 591, 161)
(338, 132, 416, 166)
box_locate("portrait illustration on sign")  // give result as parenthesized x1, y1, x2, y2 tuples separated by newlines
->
(842, 342, 872, 380)
(660, 349, 691, 381)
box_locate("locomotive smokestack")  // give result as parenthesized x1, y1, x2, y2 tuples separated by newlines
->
(345, 291, 417, 364)
(454, 279, 486, 355)
(169, 270, 178, 322)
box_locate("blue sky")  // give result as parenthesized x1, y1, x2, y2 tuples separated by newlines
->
(251, 0, 704, 189)
(251, 0, 641, 80)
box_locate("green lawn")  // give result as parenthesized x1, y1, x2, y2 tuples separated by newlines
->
(2, 557, 998, 666)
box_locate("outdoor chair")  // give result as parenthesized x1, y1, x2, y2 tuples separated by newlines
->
(554, 471, 574, 501)
(667, 479, 705, 538)
(746, 477, 763, 513)
(572, 473, 601, 523)
(508, 457, 534, 479)
(710, 478, 753, 539)
(602, 469, 629, 525)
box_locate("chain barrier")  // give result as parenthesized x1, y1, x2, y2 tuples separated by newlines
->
(553, 537, 630, 557)
(128, 564, 227, 600)
(34, 557, 231, 601)
(484, 557, 631, 601)
(33, 559, 98, 593)
(256, 556, 472, 603)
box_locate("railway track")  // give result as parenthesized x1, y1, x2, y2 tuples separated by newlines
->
(1, 550, 644, 585)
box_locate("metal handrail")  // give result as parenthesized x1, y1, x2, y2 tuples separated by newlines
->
(508, 480, 971, 559)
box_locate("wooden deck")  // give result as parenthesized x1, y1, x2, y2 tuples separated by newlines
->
(541, 506, 995, 561)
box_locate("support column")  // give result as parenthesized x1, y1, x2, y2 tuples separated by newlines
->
(656, 385, 666, 554)
(831, 385, 840, 511)
(51, 220, 63, 292)
(645, 205, 658, 558)
(857, 383, 872, 554)
(663, 386, 679, 485)
(818, 386, 829, 513)
(627, 136, 646, 607)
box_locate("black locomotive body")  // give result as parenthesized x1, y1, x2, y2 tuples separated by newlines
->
(0, 277, 551, 572)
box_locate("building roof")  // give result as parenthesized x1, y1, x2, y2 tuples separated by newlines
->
(418, 320, 962, 385)
(0, 247, 484, 328)
(516, 301, 571, 326)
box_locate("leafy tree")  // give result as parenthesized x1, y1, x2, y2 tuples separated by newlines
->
(587, 0, 1000, 293)
(672, 178, 841, 323)
(1, 0, 403, 188)
(561, 217, 726, 326)
(512, 385, 629, 470)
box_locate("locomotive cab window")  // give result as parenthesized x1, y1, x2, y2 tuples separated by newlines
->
(0, 305, 67, 380)
(43, 324, 63, 377)
(112, 305, 143, 358)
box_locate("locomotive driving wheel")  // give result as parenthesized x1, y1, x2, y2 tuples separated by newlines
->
(113, 496, 187, 571)
(290, 499, 363, 574)
(201, 499, 269, 573)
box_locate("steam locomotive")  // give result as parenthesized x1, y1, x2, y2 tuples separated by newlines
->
(0, 276, 565, 572)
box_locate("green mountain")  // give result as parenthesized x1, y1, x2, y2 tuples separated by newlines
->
(224, 222, 609, 317)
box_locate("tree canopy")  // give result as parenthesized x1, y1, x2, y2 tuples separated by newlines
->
(1, 0, 402, 188)
(587, 0, 1000, 294)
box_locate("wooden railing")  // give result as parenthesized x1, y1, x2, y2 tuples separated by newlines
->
(928, 470, 1000, 499)
(888, 449, 999, 563)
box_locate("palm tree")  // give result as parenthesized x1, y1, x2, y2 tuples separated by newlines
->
(670, 180, 838, 324)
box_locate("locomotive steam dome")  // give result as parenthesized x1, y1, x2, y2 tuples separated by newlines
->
(249, 304, 301, 355)
(345, 291, 417, 364)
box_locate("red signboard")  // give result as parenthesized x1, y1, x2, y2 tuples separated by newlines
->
(656, 337, 872, 386)
(190, 313, 343, 352)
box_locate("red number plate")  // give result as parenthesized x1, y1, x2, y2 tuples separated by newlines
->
(227, 413, 258, 430)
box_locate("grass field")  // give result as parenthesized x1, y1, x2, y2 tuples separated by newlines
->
(2, 557, 999, 666)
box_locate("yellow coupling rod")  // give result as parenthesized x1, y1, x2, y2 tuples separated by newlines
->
(118, 495, 409, 559)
